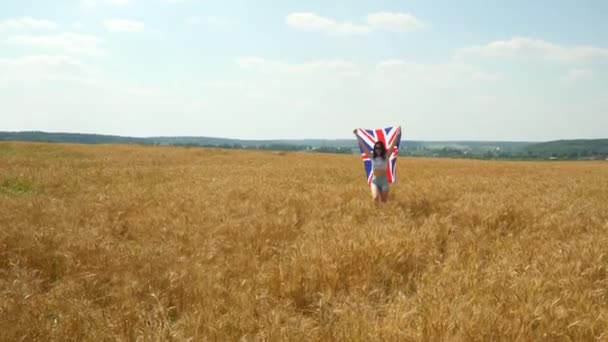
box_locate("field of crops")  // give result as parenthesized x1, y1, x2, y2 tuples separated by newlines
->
(1, 142, 607, 341)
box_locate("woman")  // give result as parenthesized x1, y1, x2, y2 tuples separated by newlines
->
(353, 126, 401, 203)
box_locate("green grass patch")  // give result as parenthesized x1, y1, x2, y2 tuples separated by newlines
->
(0, 178, 33, 195)
(0, 143, 15, 156)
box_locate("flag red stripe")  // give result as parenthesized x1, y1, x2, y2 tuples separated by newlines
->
(359, 129, 375, 143)
(387, 129, 397, 146)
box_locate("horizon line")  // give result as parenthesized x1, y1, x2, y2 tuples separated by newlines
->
(2, 130, 608, 143)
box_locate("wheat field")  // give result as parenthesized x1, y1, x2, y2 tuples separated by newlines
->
(1, 142, 607, 341)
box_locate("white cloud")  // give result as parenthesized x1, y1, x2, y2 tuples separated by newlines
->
(286, 11, 425, 35)
(186, 16, 230, 27)
(0, 55, 95, 82)
(565, 68, 593, 81)
(376, 59, 408, 70)
(6, 33, 105, 55)
(206, 16, 230, 27)
(238, 56, 498, 85)
(72, 21, 85, 30)
(377, 59, 469, 75)
(0, 17, 58, 31)
(286, 13, 369, 35)
(200, 80, 247, 90)
(289, 60, 359, 74)
(471, 71, 501, 82)
(237, 56, 267, 68)
(104, 19, 145, 32)
(456, 37, 608, 63)
(366, 12, 425, 32)
(82, 0, 132, 7)
(237, 57, 360, 78)
(376, 59, 497, 86)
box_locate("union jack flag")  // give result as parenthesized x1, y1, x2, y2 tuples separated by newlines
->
(355, 126, 402, 185)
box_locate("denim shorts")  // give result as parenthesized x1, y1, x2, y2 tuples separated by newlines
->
(372, 175, 389, 192)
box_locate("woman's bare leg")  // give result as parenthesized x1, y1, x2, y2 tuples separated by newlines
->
(370, 184, 381, 203)
(380, 189, 389, 203)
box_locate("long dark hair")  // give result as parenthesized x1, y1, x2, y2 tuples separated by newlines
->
(372, 141, 387, 159)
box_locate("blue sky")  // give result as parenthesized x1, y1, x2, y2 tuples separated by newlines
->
(1, 0, 607, 140)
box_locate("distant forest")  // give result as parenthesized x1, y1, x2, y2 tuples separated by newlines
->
(1, 131, 607, 160)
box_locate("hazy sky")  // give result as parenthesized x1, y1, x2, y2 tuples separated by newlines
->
(1, 0, 607, 140)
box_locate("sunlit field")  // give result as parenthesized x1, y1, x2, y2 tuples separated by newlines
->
(1, 142, 608, 341)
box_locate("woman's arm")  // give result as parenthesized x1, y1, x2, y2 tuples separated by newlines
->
(353, 129, 372, 159)
(387, 126, 401, 156)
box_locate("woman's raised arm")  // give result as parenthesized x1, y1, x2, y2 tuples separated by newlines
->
(353, 129, 372, 159)
(387, 126, 401, 156)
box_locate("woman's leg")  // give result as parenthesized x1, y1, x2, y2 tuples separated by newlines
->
(380, 187, 389, 202)
(370, 183, 381, 202)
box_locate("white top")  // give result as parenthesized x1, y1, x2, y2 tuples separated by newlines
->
(372, 156, 388, 170)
